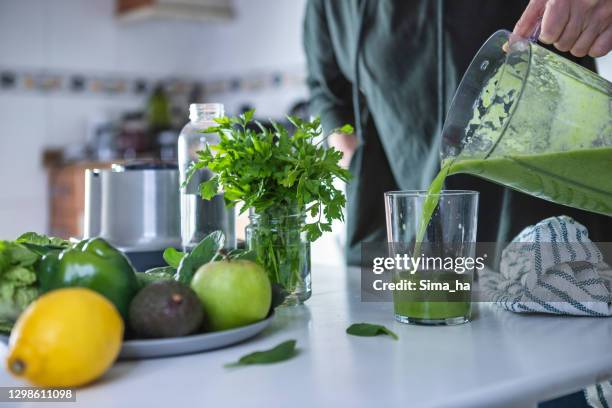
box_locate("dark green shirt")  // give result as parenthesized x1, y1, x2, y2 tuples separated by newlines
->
(304, 0, 608, 264)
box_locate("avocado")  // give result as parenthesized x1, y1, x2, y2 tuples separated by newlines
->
(129, 281, 204, 339)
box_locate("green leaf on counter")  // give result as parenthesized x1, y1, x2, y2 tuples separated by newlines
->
(176, 231, 225, 284)
(346, 323, 398, 340)
(163, 248, 185, 269)
(225, 340, 298, 368)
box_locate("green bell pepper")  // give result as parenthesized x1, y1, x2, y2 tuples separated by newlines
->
(38, 238, 139, 320)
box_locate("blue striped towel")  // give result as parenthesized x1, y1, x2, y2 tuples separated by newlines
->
(481, 216, 612, 316)
(481, 216, 612, 407)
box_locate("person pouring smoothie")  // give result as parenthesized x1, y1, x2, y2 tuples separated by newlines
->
(303, 0, 612, 265)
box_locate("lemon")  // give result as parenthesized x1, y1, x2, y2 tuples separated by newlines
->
(6, 288, 123, 387)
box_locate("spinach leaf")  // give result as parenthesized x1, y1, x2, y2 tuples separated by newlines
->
(163, 248, 185, 269)
(227, 249, 257, 262)
(145, 266, 176, 275)
(346, 323, 398, 340)
(176, 231, 224, 284)
(16, 232, 69, 248)
(16, 232, 69, 257)
(136, 269, 175, 288)
(225, 340, 298, 368)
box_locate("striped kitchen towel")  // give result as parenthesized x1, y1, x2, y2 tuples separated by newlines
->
(481, 216, 612, 408)
(481, 216, 612, 316)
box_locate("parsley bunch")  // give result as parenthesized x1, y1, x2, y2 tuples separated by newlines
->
(188, 110, 352, 242)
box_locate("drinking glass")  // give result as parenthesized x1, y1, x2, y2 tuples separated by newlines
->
(384, 191, 479, 326)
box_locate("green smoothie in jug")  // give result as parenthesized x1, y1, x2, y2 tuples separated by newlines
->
(398, 34, 612, 322)
(416, 39, 612, 247)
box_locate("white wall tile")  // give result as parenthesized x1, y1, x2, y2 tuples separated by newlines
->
(194, 0, 307, 77)
(0, 0, 46, 67)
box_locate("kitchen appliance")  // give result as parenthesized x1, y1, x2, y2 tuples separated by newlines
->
(440, 30, 611, 217)
(84, 162, 181, 271)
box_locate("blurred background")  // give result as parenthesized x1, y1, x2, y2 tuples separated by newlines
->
(0, 0, 611, 264)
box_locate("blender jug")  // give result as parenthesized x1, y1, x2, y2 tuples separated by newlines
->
(440, 30, 612, 216)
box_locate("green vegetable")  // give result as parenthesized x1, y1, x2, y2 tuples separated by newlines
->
(38, 238, 139, 320)
(144, 266, 177, 275)
(0, 257, 39, 321)
(135, 269, 175, 288)
(0, 241, 44, 329)
(16, 232, 70, 248)
(346, 323, 398, 340)
(187, 111, 351, 242)
(176, 231, 224, 284)
(0, 233, 70, 332)
(163, 248, 185, 269)
(225, 340, 298, 368)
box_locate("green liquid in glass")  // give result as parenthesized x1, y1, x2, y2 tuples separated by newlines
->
(393, 272, 472, 322)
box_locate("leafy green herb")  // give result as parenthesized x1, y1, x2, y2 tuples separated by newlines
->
(187, 111, 352, 242)
(0, 240, 42, 330)
(15, 232, 69, 257)
(16, 232, 69, 248)
(346, 323, 398, 340)
(225, 340, 298, 368)
(163, 248, 185, 269)
(176, 231, 224, 284)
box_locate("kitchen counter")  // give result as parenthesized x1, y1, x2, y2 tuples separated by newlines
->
(2, 265, 612, 408)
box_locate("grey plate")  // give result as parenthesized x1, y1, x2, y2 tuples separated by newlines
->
(0, 312, 274, 360)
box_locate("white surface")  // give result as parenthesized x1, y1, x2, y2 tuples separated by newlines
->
(2, 265, 612, 408)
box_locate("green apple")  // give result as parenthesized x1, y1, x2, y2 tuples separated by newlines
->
(190, 260, 272, 331)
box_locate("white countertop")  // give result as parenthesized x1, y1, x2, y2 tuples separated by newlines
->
(3, 265, 612, 408)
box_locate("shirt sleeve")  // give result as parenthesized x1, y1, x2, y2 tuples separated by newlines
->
(303, 0, 355, 134)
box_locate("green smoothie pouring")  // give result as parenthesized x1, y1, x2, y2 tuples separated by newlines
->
(416, 30, 612, 248)
(398, 30, 612, 324)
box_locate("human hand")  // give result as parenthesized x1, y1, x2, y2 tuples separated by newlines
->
(328, 132, 358, 169)
(514, 0, 612, 57)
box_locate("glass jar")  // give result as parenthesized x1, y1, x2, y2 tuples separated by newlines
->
(178, 103, 236, 251)
(245, 208, 311, 306)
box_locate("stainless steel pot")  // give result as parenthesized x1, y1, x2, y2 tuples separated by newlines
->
(84, 162, 181, 255)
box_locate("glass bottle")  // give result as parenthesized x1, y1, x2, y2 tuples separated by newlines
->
(245, 206, 311, 306)
(178, 103, 236, 251)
